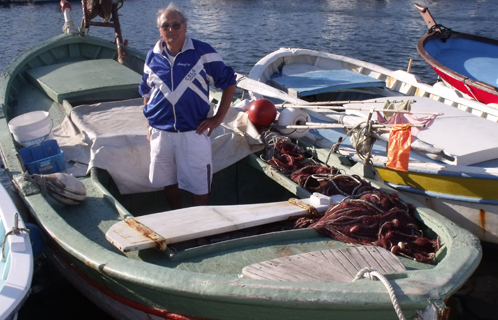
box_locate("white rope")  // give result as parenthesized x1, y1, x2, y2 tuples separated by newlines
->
(353, 267, 406, 320)
(1, 213, 30, 259)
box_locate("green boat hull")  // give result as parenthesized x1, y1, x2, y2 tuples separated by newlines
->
(0, 33, 482, 320)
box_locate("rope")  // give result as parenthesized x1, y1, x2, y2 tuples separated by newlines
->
(428, 24, 451, 35)
(288, 198, 320, 217)
(353, 267, 406, 320)
(2, 213, 30, 260)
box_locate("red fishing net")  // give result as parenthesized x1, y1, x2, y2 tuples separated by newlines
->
(262, 133, 440, 263)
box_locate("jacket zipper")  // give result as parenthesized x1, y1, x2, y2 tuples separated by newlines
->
(169, 54, 178, 131)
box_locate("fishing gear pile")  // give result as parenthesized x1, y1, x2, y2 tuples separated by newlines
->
(261, 132, 440, 263)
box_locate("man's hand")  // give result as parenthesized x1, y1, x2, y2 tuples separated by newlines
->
(196, 115, 222, 136)
(197, 84, 236, 136)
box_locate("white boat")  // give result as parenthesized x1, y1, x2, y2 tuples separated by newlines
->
(0, 184, 33, 320)
(246, 47, 498, 244)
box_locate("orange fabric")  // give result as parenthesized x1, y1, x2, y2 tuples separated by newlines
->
(386, 124, 412, 172)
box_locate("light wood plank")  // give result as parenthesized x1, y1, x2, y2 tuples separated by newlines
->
(106, 197, 331, 252)
(242, 246, 406, 283)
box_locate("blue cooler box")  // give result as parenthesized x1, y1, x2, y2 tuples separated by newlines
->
(19, 140, 65, 174)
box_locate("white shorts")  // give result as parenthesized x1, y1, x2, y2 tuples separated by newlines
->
(149, 128, 212, 195)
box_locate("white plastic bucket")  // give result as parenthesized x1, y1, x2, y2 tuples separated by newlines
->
(8, 111, 53, 147)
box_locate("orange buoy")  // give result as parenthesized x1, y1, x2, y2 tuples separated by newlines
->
(247, 99, 277, 127)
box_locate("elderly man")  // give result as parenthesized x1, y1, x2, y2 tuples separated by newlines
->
(139, 2, 236, 209)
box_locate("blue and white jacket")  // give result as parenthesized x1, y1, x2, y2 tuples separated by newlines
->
(139, 36, 236, 132)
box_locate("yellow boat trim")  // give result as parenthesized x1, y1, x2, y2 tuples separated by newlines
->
(376, 167, 498, 201)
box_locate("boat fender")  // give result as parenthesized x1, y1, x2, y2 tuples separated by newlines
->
(25, 223, 46, 260)
(24, 172, 87, 205)
(247, 98, 277, 127)
(277, 108, 311, 139)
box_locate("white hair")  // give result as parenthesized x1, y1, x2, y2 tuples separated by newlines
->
(156, 2, 188, 27)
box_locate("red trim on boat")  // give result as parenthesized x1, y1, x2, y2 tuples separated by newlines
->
(48, 243, 213, 320)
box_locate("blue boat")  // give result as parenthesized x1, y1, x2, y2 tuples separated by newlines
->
(415, 3, 498, 105)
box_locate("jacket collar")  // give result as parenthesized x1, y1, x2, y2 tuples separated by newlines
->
(153, 36, 194, 55)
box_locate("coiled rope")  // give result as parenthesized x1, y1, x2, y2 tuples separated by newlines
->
(353, 267, 406, 320)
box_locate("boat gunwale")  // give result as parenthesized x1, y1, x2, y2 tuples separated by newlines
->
(249, 47, 498, 120)
(416, 30, 498, 96)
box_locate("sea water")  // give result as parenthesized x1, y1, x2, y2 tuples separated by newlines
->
(1, 0, 497, 319)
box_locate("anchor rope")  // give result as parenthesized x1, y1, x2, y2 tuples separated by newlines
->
(353, 267, 406, 320)
(1, 213, 30, 259)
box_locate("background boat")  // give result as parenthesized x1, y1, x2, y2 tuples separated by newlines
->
(415, 4, 498, 105)
(0, 184, 33, 320)
(247, 47, 498, 244)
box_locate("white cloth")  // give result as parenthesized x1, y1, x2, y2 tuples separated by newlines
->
(52, 98, 263, 194)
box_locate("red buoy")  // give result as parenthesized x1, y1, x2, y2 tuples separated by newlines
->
(247, 99, 277, 127)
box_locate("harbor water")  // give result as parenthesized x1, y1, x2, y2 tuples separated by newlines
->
(1, 0, 497, 319)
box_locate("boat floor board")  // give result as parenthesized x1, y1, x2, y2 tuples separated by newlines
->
(25, 59, 142, 103)
(271, 64, 385, 98)
(242, 245, 406, 283)
(106, 197, 331, 252)
(345, 96, 498, 166)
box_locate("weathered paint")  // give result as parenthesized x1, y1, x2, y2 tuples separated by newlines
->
(479, 209, 487, 234)
(124, 218, 167, 251)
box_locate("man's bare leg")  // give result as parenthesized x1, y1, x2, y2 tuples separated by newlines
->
(193, 193, 209, 206)
(164, 184, 182, 210)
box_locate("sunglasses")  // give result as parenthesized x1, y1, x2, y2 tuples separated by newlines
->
(161, 22, 183, 31)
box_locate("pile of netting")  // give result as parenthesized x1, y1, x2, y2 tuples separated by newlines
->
(260, 133, 440, 264)
(294, 191, 439, 263)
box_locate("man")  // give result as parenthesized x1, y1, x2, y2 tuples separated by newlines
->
(139, 3, 236, 209)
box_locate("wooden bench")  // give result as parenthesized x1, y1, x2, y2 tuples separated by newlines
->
(26, 59, 142, 104)
(106, 194, 339, 252)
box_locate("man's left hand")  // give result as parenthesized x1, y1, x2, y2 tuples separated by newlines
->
(196, 116, 222, 136)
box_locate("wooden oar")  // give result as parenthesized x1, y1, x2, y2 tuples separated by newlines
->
(277, 99, 412, 106)
(235, 73, 307, 104)
(277, 105, 440, 115)
(278, 122, 426, 131)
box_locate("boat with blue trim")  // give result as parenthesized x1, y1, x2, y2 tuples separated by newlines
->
(415, 3, 498, 105)
(0, 184, 33, 320)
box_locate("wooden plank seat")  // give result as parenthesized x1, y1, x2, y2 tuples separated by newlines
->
(106, 194, 337, 252)
(270, 64, 385, 98)
(242, 246, 406, 283)
(25, 59, 142, 104)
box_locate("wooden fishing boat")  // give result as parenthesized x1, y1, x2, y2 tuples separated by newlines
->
(247, 47, 498, 244)
(0, 2, 482, 320)
(0, 184, 33, 320)
(415, 4, 498, 105)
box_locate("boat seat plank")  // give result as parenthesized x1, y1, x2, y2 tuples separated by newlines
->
(270, 64, 385, 98)
(242, 246, 406, 283)
(106, 196, 332, 252)
(25, 59, 142, 103)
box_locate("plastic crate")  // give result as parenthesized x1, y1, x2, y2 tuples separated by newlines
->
(19, 140, 65, 174)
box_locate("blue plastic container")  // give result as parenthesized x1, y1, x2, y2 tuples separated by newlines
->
(19, 140, 65, 174)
